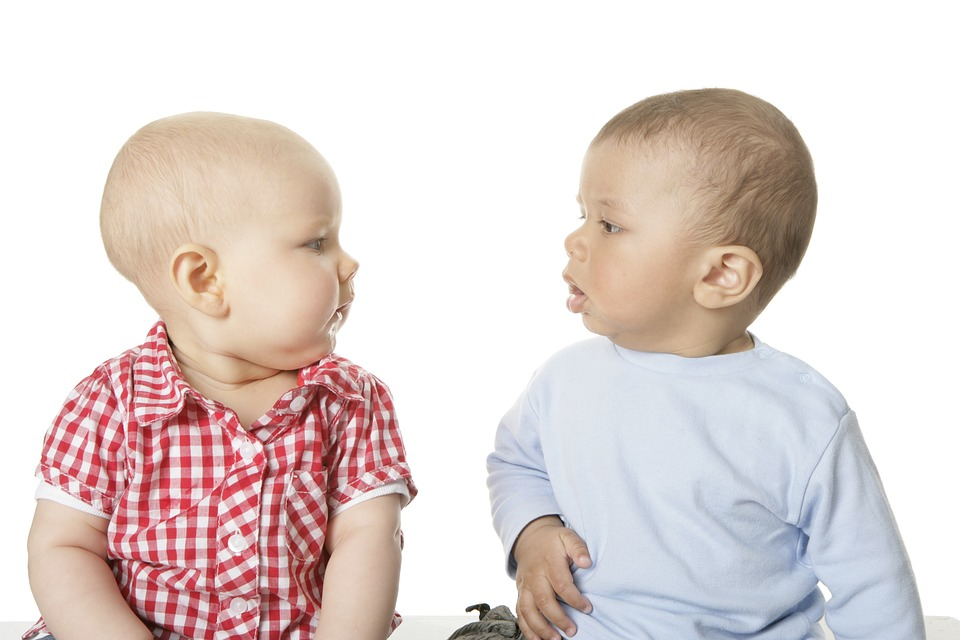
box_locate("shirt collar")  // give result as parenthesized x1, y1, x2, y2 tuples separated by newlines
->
(130, 322, 195, 425)
(298, 355, 365, 401)
(130, 322, 364, 425)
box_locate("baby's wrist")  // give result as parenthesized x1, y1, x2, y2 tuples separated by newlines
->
(514, 515, 564, 554)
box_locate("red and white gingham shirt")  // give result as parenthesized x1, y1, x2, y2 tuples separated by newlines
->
(27, 322, 417, 639)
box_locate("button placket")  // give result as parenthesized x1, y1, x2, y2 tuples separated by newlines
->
(229, 597, 252, 615)
(289, 394, 307, 412)
(228, 531, 246, 554)
(239, 441, 256, 462)
(233, 435, 261, 465)
(214, 435, 265, 635)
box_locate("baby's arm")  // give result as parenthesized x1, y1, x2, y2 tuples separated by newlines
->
(513, 516, 593, 640)
(28, 500, 152, 640)
(802, 412, 925, 638)
(314, 494, 403, 640)
(488, 390, 593, 639)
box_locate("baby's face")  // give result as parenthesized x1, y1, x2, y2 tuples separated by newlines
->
(563, 140, 704, 352)
(216, 149, 358, 370)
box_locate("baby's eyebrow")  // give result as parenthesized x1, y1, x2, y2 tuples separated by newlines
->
(599, 197, 624, 210)
(577, 194, 626, 208)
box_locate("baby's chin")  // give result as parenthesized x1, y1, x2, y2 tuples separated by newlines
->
(273, 316, 348, 369)
(267, 342, 339, 373)
(307, 339, 339, 364)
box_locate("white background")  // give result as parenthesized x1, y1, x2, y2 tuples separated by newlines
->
(1, 0, 957, 627)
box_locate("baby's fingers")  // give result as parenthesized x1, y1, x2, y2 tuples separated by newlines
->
(559, 528, 593, 571)
(516, 577, 576, 640)
(552, 529, 592, 614)
(548, 565, 591, 616)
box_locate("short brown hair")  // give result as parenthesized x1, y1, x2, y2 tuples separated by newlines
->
(593, 88, 817, 309)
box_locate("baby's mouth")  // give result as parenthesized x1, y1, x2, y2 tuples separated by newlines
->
(329, 300, 353, 336)
(565, 279, 587, 313)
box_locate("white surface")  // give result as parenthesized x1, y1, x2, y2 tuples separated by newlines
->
(3, 616, 958, 639)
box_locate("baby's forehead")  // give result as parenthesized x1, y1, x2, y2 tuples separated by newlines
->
(587, 134, 701, 182)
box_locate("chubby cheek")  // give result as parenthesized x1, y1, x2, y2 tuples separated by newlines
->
(590, 254, 636, 300)
(248, 265, 333, 322)
(297, 271, 342, 321)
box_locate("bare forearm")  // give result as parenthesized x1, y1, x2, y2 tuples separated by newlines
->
(314, 527, 402, 640)
(28, 501, 152, 640)
(30, 546, 152, 640)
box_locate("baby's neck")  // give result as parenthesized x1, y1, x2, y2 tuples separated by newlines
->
(172, 344, 299, 429)
(713, 331, 755, 355)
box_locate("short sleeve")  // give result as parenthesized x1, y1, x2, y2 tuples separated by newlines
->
(324, 374, 416, 514)
(36, 368, 129, 516)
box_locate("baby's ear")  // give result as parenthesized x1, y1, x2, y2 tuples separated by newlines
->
(693, 245, 763, 310)
(169, 244, 228, 317)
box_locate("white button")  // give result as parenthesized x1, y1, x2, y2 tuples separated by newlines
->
(799, 373, 812, 383)
(289, 395, 307, 412)
(238, 441, 256, 462)
(229, 597, 250, 614)
(228, 532, 246, 553)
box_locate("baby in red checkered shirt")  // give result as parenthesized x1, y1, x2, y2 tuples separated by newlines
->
(26, 113, 417, 640)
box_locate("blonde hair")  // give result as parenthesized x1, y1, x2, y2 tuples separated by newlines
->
(593, 88, 817, 309)
(100, 112, 317, 305)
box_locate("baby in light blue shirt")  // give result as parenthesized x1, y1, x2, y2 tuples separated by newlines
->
(488, 88, 924, 640)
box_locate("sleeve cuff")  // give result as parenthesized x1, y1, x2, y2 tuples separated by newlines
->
(35, 481, 110, 519)
(331, 480, 412, 517)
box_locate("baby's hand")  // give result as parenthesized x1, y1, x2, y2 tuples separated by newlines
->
(512, 516, 592, 640)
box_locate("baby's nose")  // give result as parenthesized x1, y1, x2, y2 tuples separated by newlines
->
(564, 229, 585, 259)
(339, 252, 359, 282)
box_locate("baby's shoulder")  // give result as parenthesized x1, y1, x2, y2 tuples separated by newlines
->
(540, 337, 614, 369)
(523, 338, 616, 395)
(753, 341, 851, 422)
(304, 353, 393, 400)
(66, 343, 146, 399)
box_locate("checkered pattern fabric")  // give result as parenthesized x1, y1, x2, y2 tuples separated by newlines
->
(26, 322, 416, 640)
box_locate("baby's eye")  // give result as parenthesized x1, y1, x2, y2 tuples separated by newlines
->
(305, 238, 325, 252)
(600, 219, 623, 234)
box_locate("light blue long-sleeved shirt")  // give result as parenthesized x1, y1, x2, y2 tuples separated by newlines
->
(487, 337, 924, 639)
